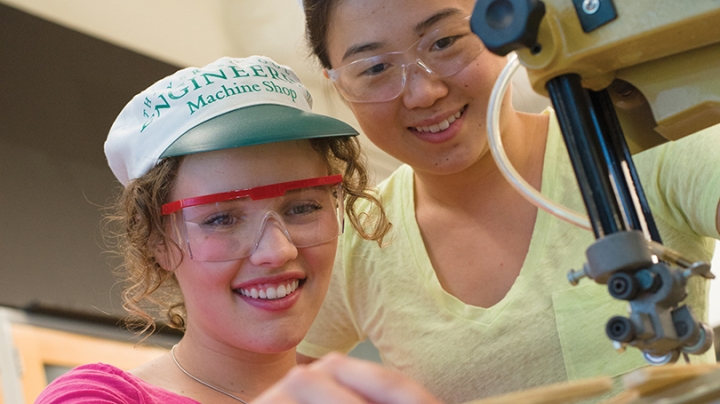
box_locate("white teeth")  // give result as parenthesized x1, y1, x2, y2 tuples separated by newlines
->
(415, 110, 462, 133)
(239, 280, 300, 300)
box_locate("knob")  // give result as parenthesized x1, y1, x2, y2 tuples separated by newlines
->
(471, 0, 546, 56)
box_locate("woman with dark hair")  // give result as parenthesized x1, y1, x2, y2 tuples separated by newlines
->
(297, 0, 720, 401)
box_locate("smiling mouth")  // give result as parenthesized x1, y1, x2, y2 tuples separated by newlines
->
(235, 279, 301, 300)
(414, 106, 466, 133)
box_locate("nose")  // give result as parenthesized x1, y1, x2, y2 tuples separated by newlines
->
(248, 213, 298, 266)
(401, 60, 449, 109)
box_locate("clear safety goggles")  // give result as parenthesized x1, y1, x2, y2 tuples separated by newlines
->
(326, 15, 484, 103)
(161, 175, 344, 262)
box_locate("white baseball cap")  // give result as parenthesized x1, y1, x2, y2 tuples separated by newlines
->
(105, 55, 358, 186)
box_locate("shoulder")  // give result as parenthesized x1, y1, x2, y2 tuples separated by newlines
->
(45, 363, 133, 389)
(349, 164, 415, 242)
(346, 164, 413, 234)
(35, 363, 136, 403)
(35, 363, 196, 404)
(338, 164, 421, 267)
(373, 164, 413, 208)
(376, 164, 412, 189)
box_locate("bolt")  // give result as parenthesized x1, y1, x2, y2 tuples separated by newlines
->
(567, 268, 587, 285)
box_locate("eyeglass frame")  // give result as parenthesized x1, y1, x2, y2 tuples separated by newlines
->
(324, 15, 484, 103)
(162, 174, 344, 215)
(161, 174, 345, 261)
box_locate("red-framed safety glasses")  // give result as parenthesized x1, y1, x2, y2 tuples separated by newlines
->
(162, 174, 343, 215)
(162, 174, 345, 262)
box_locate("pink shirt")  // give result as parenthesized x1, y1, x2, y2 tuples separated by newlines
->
(35, 363, 200, 404)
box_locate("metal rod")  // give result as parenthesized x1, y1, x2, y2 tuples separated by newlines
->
(546, 74, 624, 238)
(587, 89, 662, 242)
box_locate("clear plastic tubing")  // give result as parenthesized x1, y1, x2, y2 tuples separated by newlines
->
(486, 53, 591, 230)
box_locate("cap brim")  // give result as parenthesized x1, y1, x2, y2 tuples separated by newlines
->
(160, 104, 358, 158)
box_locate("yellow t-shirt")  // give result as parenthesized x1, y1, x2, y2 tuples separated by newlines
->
(298, 110, 719, 403)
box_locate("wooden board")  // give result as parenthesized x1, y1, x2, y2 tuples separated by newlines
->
(7, 323, 168, 403)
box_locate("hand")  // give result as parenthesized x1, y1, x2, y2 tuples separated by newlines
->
(253, 352, 442, 404)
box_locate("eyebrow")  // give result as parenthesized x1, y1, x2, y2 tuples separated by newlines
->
(340, 8, 465, 63)
(341, 42, 383, 63)
(414, 8, 464, 35)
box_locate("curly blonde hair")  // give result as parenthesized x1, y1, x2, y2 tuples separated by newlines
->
(105, 136, 390, 337)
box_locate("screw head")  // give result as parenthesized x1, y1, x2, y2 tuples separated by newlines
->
(582, 0, 600, 14)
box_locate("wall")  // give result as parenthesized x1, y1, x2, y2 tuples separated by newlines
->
(0, 0, 404, 181)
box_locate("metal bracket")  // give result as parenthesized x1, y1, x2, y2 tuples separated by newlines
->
(572, 0, 617, 33)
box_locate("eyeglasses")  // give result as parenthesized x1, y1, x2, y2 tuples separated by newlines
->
(162, 175, 344, 262)
(326, 15, 484, 103)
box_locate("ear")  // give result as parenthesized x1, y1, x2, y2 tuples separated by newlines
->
(150, 233, 176, 271)
(322, 68, 330, 79)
